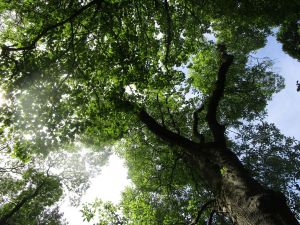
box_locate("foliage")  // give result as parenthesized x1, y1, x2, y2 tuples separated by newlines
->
(0, 165, 64, 225)
(189, 45, 284, 124)
(0, 0, 300, 224)
(277, 14, 300, 61)
(81, 199, 128, 225)
(232, 122, 300, 218)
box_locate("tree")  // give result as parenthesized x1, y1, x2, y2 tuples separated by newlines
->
(0, 167, 64, 225)
(0, 137, 66, 225)
(0, 119, 110, 224)
(0, 113, 107, 225)
(0, 1, 300, 224)
(36, 206, 68, 225)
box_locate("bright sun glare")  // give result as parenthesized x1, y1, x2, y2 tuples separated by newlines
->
(61, 154, 131, 225)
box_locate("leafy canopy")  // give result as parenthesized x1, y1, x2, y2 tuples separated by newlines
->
(0, 0, 300, 224)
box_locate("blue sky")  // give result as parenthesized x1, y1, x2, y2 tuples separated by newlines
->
(256, 35, 300, 139)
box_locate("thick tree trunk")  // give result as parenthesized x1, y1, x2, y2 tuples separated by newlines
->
(190, 147, 299, 225)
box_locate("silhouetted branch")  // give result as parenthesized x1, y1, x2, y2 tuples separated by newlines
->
(189, 199, 216, 225)
(0, 164, 24, 174)
(139, 109, 199, 150)
(207, 210, 216, 225)
(118, 100, 216, 155)
(206, 45, 233, 146)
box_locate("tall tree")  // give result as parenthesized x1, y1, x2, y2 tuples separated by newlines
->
(0, 1, 299, 224)
(0, 168, 64, 225)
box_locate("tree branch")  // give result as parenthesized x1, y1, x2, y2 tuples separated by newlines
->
(3, 0, 100, 52)
(189, 199, 215, 225)
(139, 109, 200, 151)
(207, 210, 216, 225)
(206, 46, 233, 146)
(135, 105, 222, 188)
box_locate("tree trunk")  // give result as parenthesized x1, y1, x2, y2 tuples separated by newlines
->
(0, 182, 45, 225)
(138, 107, 299, 225)
(190, 147, 299, 225)
(137, 48, 299, 224)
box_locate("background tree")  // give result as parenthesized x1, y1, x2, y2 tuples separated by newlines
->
(0, 167, 64, 225)
(0, 130, 66, 224)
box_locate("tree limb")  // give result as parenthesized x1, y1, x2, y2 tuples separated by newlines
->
(118, 100, 221, 185)
(206, 46, 233, 146)
(139, 109, 200, 151)
(189, 199, 215, 225)
(207, 210, 216, 225)
(132, 105, 222, 188)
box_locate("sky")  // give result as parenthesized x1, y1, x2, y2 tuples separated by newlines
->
(61, 154, 131, 224)
(256, 36, 300, 140)
(61, 35, 300, 224)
